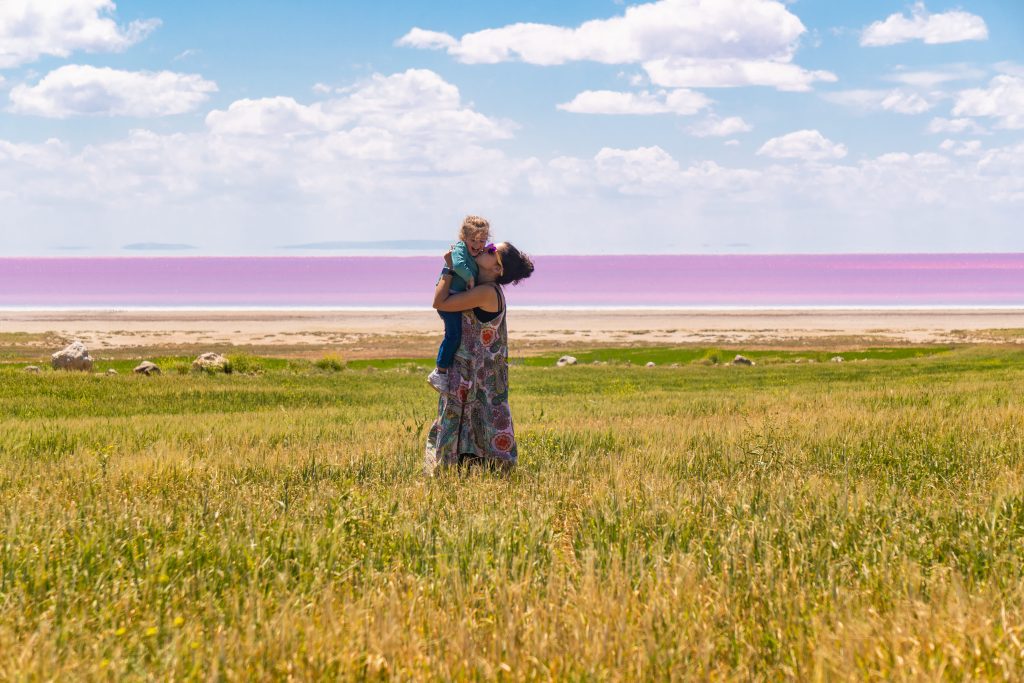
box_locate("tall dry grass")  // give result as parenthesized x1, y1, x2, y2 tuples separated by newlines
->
(1, 346, 1023, 679)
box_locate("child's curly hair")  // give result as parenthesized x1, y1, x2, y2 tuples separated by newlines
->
(459, 215, 491, 242)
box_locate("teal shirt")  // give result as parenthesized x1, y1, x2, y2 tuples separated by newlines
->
(448, 241, 478, 293)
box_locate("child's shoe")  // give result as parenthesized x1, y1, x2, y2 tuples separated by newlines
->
(427, 368, 448, 393)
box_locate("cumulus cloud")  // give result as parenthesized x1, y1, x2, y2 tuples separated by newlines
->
(9, 65, 217, 118)
(952, 75, 1024, 129)
(556, 89, 710, 115)
(594, 146, 682, 195)
(0, 0, 159, 69)
(926, 117, 987, 135)
(757, 130, 847, 161)
(822, 88, 933, 115)
(861, 2, 988, 47)
(205, 69, 514, 148)
(398, 0, 835, 91)
(688, 116, 752, 137)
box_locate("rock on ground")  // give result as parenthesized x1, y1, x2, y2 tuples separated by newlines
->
(106, 368, 118, 375)
(192, 353, 229, 372)
(556, 355, 577, 367)
(645, 362, 656, 368)
(134, 361, 161, 376)
(831, 356, 844, 363)
(51, 341, 93, 371)
(732, 355, 755, 366)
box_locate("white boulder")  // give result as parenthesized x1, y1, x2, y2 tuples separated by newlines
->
(51, 341, 93, 371)
(192, 352, 229, 372)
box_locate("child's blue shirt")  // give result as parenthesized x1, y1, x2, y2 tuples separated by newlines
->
(448, 241, 478, 293)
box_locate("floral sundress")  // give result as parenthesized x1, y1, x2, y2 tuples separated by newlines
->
(425, 285, 517, 474)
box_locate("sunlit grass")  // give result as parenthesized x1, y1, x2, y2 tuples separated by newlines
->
(1, 345, 1023, 679)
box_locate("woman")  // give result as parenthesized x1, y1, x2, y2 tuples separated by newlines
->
(425, 242, 534, 475)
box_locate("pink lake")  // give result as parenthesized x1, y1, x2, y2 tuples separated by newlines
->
(1, 254, 1022, 308)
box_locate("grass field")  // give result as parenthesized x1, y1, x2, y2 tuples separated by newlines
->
(2, 344, 1024, 679)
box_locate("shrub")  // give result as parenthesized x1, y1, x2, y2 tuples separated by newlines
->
(315, 355, 346, 372)
(228, 354, 263, 375)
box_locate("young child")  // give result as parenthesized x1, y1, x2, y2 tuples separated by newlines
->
(428, 215, 491, 392)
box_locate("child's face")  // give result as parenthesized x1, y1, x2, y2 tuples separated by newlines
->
(466, 232, 489, 257)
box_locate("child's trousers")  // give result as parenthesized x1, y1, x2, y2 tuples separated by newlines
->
(436, 310, 462, 369)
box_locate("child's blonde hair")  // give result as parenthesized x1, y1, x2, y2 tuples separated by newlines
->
(459, 215, 490, 242)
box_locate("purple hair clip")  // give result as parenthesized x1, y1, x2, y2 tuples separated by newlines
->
(484, 243, 497, 254)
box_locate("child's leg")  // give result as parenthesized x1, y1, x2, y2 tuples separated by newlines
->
(436, 311, 463, 370)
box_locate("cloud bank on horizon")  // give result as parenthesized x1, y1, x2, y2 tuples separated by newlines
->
(0, 0, 1022, 255)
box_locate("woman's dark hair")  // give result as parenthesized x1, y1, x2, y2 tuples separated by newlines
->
(496, 243, 534, 286)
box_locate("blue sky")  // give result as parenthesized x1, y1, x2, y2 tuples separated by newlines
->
(1, 0, 1022, 255)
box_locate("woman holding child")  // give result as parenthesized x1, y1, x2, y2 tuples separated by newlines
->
(425, 216, 534, 474)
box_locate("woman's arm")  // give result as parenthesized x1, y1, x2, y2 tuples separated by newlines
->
(432, 274, 499, 312)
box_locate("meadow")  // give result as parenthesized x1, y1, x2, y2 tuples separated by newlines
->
(2, 344, 1024, 680)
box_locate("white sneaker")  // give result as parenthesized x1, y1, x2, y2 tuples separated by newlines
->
(427, 369, 449, 393)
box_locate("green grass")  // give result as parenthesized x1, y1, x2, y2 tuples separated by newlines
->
(1, 345, 1024, 679)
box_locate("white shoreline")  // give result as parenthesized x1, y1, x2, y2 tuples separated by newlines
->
(3, 305, 1024, 313)
(3, 307, 1023, 350)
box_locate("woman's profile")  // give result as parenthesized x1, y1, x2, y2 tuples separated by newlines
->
(425, 239, 534, 474)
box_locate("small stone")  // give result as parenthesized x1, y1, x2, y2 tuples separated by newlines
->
(24, 365, 40, 374)
(732, 355, 754, 366)
(106, 368, 118, 375)
(134, 361, 161, 376)
(645, 361, 656, 368)
(556, 355, 577, 367)
(831, 356, 844, 363)
(51, 340, 93, 371)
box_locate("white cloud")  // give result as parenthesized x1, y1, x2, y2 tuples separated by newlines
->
(995, 62, 1024, 78)
(823, 88, 933, 115)
(172, 48, 200, 62)
(556, 89, 710, 115)
(9, 65, 217, 118)
(926, 117, 987, 134)
(0, 0, 159, 69)
(952, 75, 1024, 129)
(399, 0, 835, 91)
(206, 70, 514, 145)
(206, 96, 329, 136)
(643, 57, 835, 92)
(885, 64, 986, 88)
(757, 129, 847, 161)
(861, 2, 987, 47)
(688, 116, 752, 137)
(939, 139, 982, 156)
(595, 146, 682, 195)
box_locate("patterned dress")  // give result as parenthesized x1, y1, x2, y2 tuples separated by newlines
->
(425, 285, 517, 474)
